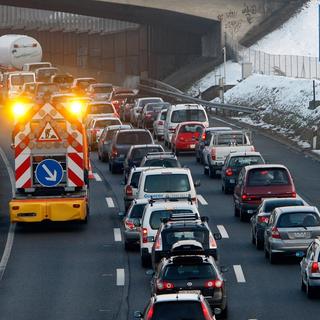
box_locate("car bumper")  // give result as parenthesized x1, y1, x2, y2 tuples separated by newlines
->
(240, 203, 259, 217)
(175, 142, 197, 151)
(308, 277, 320, 287)
(124, 230, 140, 243)
(270, 239, 313, 255)
(223, 177, 237, 189)
(111, 158, 125, 170)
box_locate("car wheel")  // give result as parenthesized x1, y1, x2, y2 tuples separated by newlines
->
(108, 162, 112, 172)
(141, 252, 150, 268)
(269, 250, 278, 264)
(98, 152, 101, 160)
(234, 204, 240, 217)
(251, 229, 255, 244)
(124, 241, 131, 251)
(301, 277, 306, 292)
(239, 208, 247, 222)
(111, 163, 117, 174)
(264, 243, 269, 259)
(220, 305, 228, 319)
(307, 282, 316, 298)
(255, 233, 264, 250)
(203, 166, 209, 175)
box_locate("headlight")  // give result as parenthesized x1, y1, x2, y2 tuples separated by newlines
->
(69, 101, 84, 115)
(12, 102, 27, 117)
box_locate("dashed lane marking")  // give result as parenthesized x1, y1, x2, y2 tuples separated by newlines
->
(116, 268, 125, 286)
(93, 173, 102, 181)
(197, 194, 208, 205)
(233, 265, 246, 283)
(105, 197, 115, 208)
(114, 228, 122, 242)
(217, 225, 229, 238)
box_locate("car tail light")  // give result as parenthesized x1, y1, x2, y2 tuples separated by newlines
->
(154, 235, 162, 250)
(169, 127, 175, 132)
(225, 167, 233, 176)
(311, 262, 319, 273)
(242, 194, 260, 201)
(202, 132, 206, 140)
(146, 113, 152, 118)
(112, 100, 119, 105)
(124, 219, 135, 230)
(209, 234, 217, 249)
(156, 280, 174, 290)
(201, 301, 211, 320)
(258, 216, 269, 224)
(142, 228, 148, 243)
(191, 197, 197, 205)
(241, 194, 248, 201)
(211, 148, 216, 160)
(125, 185, 133, 196)
(251, 146, 255, 151)
(158, 120, 164, 125)
(179, 136, 185, 141)
(291, 192, 297, 198)
(271, 227, 281, 239)
(146, 304, 154, 320)
(204, 279, 223, 288)
(111, 146, 118, 157)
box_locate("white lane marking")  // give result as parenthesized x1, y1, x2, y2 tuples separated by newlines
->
(116, 268, 125, 286)
(210, 116, 242, 129)
(114, 228, 122, 242)
(233, 265, 246, 283)
(93, 173, 102, 182)
(197, 194, 208, 205)
(105, 197, 115, 208)
(0, 146, 16, 281)
(217, 225, 229, 238)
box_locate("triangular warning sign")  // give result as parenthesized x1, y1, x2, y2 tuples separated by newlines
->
(37, 122, 61, 142)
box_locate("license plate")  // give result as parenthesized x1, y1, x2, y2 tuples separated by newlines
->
(229, 179, 235, 183)
(216, 170, 221, 174)
(293, 232, 310, 239)
(190, 144, 195, 149)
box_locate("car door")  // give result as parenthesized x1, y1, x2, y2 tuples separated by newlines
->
(264, 211, 276, 247)
(202, 134, 213, 165)
(221, 155, 230, 182)
(301, 243, 314, 281)
(234, 168, 244, 205)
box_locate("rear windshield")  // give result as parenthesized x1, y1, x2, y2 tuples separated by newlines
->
(131, 147, 163, 160)
(78, 79, 96, 88)
(37, 69, 57, 77)
(11, 74, 34, 86)
(140, 98, 162, 108)
(113, 93, 135, 100)
(144, 174, 190, 193)
(216, 133, 248, 145)
(52, 75, 73, 84)
(163, 230, 207, 246)
(179, 124, 203, 133)
(229, 156, 264, 167)
(143, 159, 179, 168)
(264, 200, 304, 213)
(117, 132, 152, 145)
(277, 212, 320, 228)
(152, 301, 206, 320)
(129, 203, 146, 219)
(171, 109, 206, 123)
(130, 172, 141, 188)
(248, 168, 290, 186)
(29, 63, 51, 71)
(38, 84, 59, 93)
(88, 104, 114, 114)
(94, 86, 113, 93)
(160, 111, 167, 120)
(94, 119, 121, 128)
(150, 209, 193, 230)
(162, 264, 216, 280)
(146, 105, 163, 112)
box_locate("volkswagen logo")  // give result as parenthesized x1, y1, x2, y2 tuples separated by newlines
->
(187, 282, 192, 287)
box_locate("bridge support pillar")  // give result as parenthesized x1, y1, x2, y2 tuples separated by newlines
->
(201, 23, 221, 58)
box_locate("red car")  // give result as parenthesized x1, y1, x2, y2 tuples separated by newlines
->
(171, 122, 204, 155)
(233, 164, 296, 221)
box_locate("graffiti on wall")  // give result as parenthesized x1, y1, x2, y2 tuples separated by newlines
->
(242, 3, 257, 24)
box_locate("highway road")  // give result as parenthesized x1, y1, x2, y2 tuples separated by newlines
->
(0, 108, 319, 320)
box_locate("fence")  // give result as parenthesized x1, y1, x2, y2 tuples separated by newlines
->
(226, 34, 320, 80)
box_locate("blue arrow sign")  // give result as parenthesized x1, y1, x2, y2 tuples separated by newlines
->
(35, 159, 64, 187)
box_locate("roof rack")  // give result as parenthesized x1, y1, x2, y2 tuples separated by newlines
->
(145, 152, 175, 158)
(148, 195, 194, 206)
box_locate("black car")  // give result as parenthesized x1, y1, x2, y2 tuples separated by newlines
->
(150, 255, 227, 316)
(250, 197, 304, 249)
(221, 151, 265, 194)
(140, 152, 181, 168)
(151, 218, 221, 268)
(123, 144, 164, 183)
(108, 129, 154, 173)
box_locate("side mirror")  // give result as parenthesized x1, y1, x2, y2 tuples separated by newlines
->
(118, 211, 125, 218)
(145, 269, 155, 276)
(213, 232, 222, 240)
(194, 180, 201, 187)
(220, 266, 229, 273)
(134, 311, 143, 319)
(213, 308, 222, 316)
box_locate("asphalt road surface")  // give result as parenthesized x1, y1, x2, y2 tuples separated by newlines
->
(0, 108, 319, 320)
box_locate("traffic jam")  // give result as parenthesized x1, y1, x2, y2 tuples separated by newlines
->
(1, 34, 320, 320)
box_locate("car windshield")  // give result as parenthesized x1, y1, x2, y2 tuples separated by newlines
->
(88, 104, 114, 114)
(229, 156, 264, 167)
(140, 98, 162, 108)
(152, 301, 206, 320)
(162, 264, 216, 280)
(277, 212, 320, 228)
(164, 230, 207, 246)
(179, 124, 203, 133)
(94, 119, 121, 128)
(94, 86, 113, 93)
(117, 132, 152, 145)
(216, 133, 247, 145)
(171, 109, 206, 123)
(11, 75, 34, 86)
(130, 172, 141, 188)
(248, 168, 290, 186)
(143, 159, 180, 168)
(144, 174, 190, 193)
(131, 147, 163, 161)
(264, 200, 304, 213)
(129, 203, 146, 219)
(150, 209, 193, 230)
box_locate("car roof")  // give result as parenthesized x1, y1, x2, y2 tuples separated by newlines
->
(170, 103, 204, 110)
(274, 206, 319, 214)
(88, 101, 113, 105)
(138, 97, 162, 101)
(51, 93, 75, 98)
(228, 151, 262, 157)
(145, 201, 197, 210)
(163, 220, 207, 229)
(244, 164, 287, 171)
(90, 83, 112, 87)
(143, 152, 177, 159)
(75, 77, 95, 81)
(261, 197, 303, 204)
(205, 126, 232, 131)
(129, 144, 161, 150)
(131, 198, 149, 205)
(106, 125, 131, 131)
(153, 292, 202, 302)
(142, 167, 190, 175)
(177, 121, 205, 127)
(93, 116, 120, 121)
(130, 166, 163, 174)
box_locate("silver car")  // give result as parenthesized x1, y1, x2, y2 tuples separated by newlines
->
(264, 206, 320, 264)
(153, 109, 167, 140)
(300, 238, 320, 298)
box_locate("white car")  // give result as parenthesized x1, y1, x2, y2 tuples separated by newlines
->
(163, 103, 208, 147)
(139, 199, 200, 267)
(85, 101, 118, 122)
(153, 108, 167, 140)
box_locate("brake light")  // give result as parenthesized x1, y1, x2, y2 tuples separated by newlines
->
(124, 219, 135, 230)
(291, 192, 297, 198)
(112, 100, 119, 105)
(156, 280, 174, 290)
(204, 279, 223, 288)
(142, 228, 148, 243)
(202, 132, 206, 140)
(146, 304, 154, 320)
(154, 235, 162, 250)
(311, 262, 319, 273)
(225, 167, 233, 176)
(111, 146, 118, 157)
(271, 227, 281, 239)
(125, 185, 133, 196)
(241, 194, 248, 201)
(258, 216, 269, 224)
(211, 148, 216, 160)
(201, 302, 211, 320)
(158, 120, 164, 125)
(251, 146, 255, 151)
(209, 234, 217, 249)
(191, 197, 197, 205)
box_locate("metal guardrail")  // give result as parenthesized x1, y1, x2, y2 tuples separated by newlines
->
(138, 79, 257, 114)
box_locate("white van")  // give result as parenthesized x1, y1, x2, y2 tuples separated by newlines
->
(139, 199, 200, 267)
(22, 62, 52, 72)
(163, 104, 209, 147)
(136, 167, 199, 204)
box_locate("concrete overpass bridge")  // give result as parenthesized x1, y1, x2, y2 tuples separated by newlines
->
(0, 0, 307, 82)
